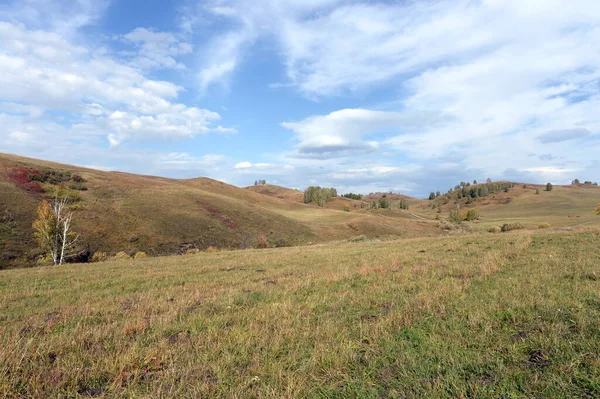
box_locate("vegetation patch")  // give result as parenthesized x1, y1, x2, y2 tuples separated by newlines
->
(501, 222, 525, 232)
(9, 166, 87, 193)
(197, 200, 235, 229)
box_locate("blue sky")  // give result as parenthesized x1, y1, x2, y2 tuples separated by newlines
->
(1, 0, 599, 197)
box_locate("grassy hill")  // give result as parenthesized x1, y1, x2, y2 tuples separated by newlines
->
(2, 153, 599, 269)
(417, 182, 600, 230)
(0, 154, 438, 269)
(1, 229, 599, 397)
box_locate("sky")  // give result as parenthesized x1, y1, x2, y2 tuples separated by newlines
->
(1, 0, 599, 198)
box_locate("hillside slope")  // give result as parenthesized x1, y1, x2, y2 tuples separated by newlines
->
(0, 154, 438, 268)
(418, 182, 600, 229)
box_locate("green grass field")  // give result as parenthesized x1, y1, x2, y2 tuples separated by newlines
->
(1, 229, 599, 398)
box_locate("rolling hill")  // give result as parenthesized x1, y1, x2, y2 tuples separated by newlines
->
(0, 153, 437, 269)
(1, 152, 599, 269)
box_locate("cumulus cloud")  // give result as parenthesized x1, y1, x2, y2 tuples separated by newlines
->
(281, 108, 441, 159)
(0, 18, 232, 148)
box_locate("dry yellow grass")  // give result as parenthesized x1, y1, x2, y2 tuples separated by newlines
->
(1, 229, 599, 397)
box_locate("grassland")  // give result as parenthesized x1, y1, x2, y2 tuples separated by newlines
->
(1, 229, 599, 398)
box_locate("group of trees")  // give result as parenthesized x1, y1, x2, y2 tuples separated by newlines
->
(253, 180, 266, 186)
(572, 179, 598, 186)
(303, 186, 338, 207)
(369, 197, 409, 210)
(430, 182, 516, 203)
(342, 193, 362, 200)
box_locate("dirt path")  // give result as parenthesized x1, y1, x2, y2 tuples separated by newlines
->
(407, 212, 430, 221)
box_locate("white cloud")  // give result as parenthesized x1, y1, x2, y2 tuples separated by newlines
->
(234, 161, 294, 174)
(281, 108, 440, 159)
(0, 20, 232, 147)
(213, 125, 238, 134)
(121, 27, 192, 70)
(235, 161, 252, 169)
(197, 30, 255, 92)
(0, 0, 110, 37)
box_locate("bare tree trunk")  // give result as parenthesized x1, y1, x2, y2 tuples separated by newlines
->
(51, 196, 78, 265)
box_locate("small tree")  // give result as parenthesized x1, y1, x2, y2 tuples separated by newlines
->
(545, 182, 553, 191)
(449, 209, 462, 224)
(32, 196, 79, 265)
(428, 192, 436, 200)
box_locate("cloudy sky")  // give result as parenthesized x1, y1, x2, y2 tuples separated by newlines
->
(1, 0, 599, 197)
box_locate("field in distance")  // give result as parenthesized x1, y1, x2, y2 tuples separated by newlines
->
(1, 229, 599, 397)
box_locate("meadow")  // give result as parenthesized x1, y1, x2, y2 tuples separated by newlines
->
(1, 229, 599, 398)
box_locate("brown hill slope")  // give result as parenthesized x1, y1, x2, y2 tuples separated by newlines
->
(416, 182, 600, 229)
(0, 153, 439, 268)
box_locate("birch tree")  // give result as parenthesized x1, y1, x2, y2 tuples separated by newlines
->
(33, 196, 79, 265)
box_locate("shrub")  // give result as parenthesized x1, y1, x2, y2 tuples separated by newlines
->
(68, 182, 88, 191)
(488, 226, 501, 233)
(501, 223, 525, 232)
(545, 182, 553, 191)
(538, 222, 551, 229)
(256, 235, 269, 249)
(203, 246, 219, 253)
(134, 251, 148, 259)
(437, 221, 456, 231)
(464, 209, 479, 221)
(343, 206, 350, 212)
(91, 252, 108, 262)
(114, 251, 131, 260)
(448, 209, 462, 224)
(535, 189, 540, 195)
(347, 235, 368, 242)
(273, 238, 291, 248)
(185, 248, 200, 255)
